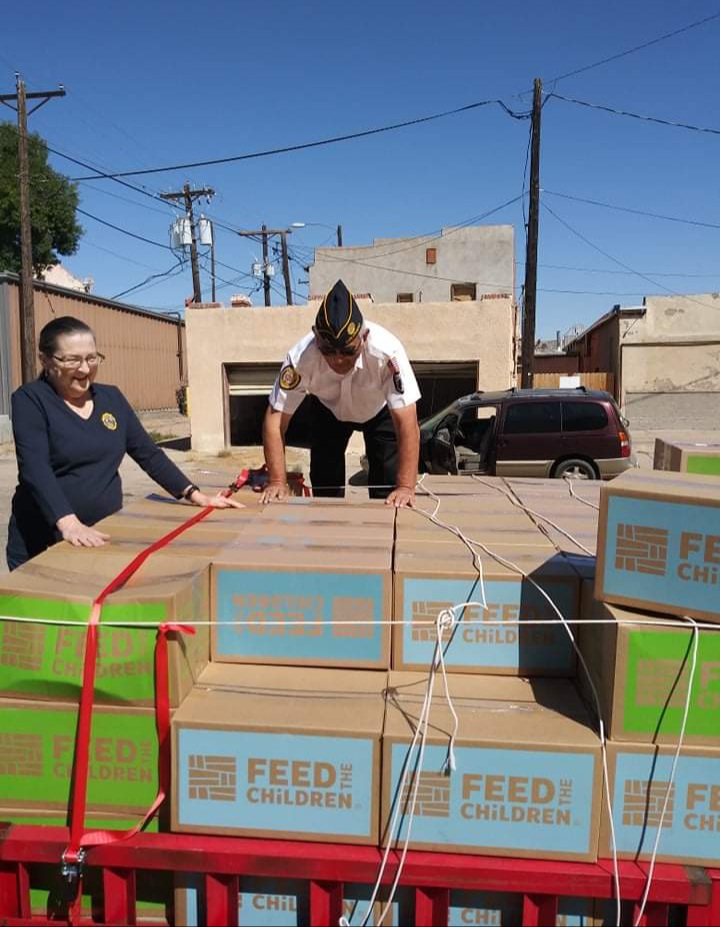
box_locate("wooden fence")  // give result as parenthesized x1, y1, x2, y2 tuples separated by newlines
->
(533, 372, 615, 394)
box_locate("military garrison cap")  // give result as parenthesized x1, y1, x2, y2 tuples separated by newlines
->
(314, 280, 364, 347)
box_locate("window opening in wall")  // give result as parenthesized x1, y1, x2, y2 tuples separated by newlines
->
(451, 283, 477, 301)
(396, 293, 414, 303)
(425, 247, 437, 265)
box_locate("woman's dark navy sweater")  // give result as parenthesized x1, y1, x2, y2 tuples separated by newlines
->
(7, 377, 190, 565)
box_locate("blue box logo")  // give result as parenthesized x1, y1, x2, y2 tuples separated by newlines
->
(214, 569, 387, 666)
(398, 577, 577, 673)
(176, 729, 376, 840)
(610, 750, 720, 864)
(387, 743, 597, 857)
(179, 876, 398, 927)
(602, 496, 720, 616)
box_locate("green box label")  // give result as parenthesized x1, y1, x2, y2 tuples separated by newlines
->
(0, 591, 207, 706)
(0, 702, 158, 812)
(687, 455, 720, 476)
(623, 629, 720, 738)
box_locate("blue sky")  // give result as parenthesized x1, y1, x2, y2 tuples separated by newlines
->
(2, 0, 719, 338)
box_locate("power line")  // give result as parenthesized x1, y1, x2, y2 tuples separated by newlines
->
(542, 201, 720, 310)
(543, 189, 720, 229)
(68, 99, 510, 181)
(76, 207, 173, 250)
(533, 261, 720, 279)
(546, 91, 720, 136)
(111, 259, 186, 300)
(544, 10, 720, 84)
(46, 142, 185, 212)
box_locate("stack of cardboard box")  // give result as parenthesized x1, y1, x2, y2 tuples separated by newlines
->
(8, 468, 717, 924)
(0, 488, 271, 919)
(167, 480, 605, 925)
(586, 468, 720, 869)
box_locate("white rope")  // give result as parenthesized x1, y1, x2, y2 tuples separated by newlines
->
(414, 479, 623, 926)
(632, 615, 699, 927)
(341, 609, 456, 927)
(563, 476, 601, 511)
(1, 613, 717, 631)
(469, 474, 595, 555)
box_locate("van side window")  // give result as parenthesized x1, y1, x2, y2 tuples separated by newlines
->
(502, 402, 561, 434)
(562, 402, 608, 432)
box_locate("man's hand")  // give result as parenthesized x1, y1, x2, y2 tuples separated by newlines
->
(57, 514, 110, 548)
(260, 481, 291, 504)
(386, 485, 416, 508)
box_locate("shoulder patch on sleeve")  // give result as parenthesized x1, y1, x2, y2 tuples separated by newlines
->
(387, 357, 404, 394)
(279, 364, 302, 390)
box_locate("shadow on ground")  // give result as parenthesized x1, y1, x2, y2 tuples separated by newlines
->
(156, 437, 191, 451)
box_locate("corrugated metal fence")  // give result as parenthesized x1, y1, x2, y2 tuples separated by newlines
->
(0, 276, 185, 414)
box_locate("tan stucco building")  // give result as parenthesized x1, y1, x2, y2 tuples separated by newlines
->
(186, 297, 516, 453)
(565, 293, 720, 430)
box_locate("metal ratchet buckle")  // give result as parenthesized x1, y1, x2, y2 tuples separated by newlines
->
(61, 847, 87, 884)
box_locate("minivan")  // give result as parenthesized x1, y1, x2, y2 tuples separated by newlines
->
(419, 387, 636, 479)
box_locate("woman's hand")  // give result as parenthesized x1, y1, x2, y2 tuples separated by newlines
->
(188, 490, 246, 509)
(57, 514, 111, 547)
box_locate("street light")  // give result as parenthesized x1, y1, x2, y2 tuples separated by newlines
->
(291, 222, 343, 247)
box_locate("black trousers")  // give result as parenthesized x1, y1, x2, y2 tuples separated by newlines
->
(307, 397, 398, 499)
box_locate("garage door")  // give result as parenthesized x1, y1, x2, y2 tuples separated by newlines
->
(226, 364, 278, 446)
(412, 361, 478, 421)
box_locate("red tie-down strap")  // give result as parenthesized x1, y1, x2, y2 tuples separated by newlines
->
(62, 475, 246, 917)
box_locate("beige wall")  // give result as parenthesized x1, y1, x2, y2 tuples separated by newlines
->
(619, 293, 720, 397)
(186, 298, 515, 453)
(309, 225, 514, 304)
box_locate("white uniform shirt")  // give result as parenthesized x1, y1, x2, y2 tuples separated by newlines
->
(269, 321, 421, 423)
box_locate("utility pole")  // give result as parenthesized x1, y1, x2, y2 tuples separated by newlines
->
(336, 224, 343, 247)
(279, 231, 293, 305)
(0, 75, 65, 383)
(238, 227, 295, 306)
(261, 224, 271, 306)
(161, 183, 214, 303)
(521, 77, 542, 390)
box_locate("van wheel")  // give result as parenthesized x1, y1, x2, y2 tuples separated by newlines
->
(552, 458, 598, 480)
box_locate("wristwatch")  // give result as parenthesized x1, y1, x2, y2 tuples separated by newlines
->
(181, 483, 200, 501)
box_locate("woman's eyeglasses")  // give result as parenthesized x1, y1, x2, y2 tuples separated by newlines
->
(51, 353, 105, 369)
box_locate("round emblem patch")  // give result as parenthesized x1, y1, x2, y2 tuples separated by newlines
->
(279, 365, 301, 390)
(346, 321, 359, 338)
(101, 412, 118, 431)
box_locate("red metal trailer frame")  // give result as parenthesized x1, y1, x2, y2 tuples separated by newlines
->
(0, 824, 718, 926)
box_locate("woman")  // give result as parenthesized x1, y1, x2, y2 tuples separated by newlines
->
(6, 315, 243, 570)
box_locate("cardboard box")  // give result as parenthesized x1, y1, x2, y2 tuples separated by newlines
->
(257, 501, 396, 525)
(595, 470, 720, 623)
(654, 438, 720, 476)
(578, 581, 720, 746)
(211, 545, 392, 669)
(171, 664, 386, 844)
(232, 521, 394, 545)
(382, 672, 601, 861)
(85, 519, 241, 560)
(416, 475, 510, 496)
(174, 874, 408, 927)
(117, 495, 258, 525)
(601, 741, 720, 865)
(447, 892, 609, 926)
(393, 540, 579, 675)
(0, 549, 210, 707)
(0, 697, 158, 813)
